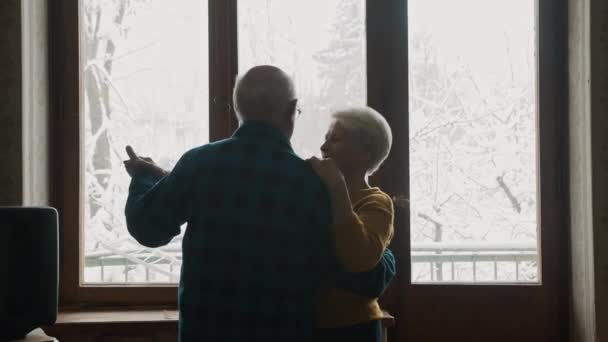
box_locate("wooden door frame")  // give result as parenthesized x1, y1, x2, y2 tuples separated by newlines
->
(367, 0, 569, 341)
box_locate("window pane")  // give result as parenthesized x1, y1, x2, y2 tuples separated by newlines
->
(408, 0, 539, 283)
(81, 0, 208, 284)
(238, 0, 366, 158)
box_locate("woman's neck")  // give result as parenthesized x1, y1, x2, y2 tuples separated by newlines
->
(343, 172, 370, 195)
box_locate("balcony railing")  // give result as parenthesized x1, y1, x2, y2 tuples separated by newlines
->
(411, 241, 538, 282)
(84, 241, 538, 284)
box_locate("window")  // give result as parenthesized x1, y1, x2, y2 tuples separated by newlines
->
(52, 2, 568, 339)
(408, 0, 539, 283)
(238, 0, 366, 158)
(81, 0, 209, 285)
(78, 0, 367, 286)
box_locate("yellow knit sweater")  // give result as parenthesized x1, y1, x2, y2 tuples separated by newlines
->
(316, 187, 395, 328)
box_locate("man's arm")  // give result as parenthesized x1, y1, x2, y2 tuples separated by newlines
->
(125, 148, 197, 248)
(334, 248, 396, 298)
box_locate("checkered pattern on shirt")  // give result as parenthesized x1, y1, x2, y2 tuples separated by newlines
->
(126, 122, 337, 342)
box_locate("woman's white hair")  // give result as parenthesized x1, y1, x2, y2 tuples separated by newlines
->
(332, 107, 392, 176)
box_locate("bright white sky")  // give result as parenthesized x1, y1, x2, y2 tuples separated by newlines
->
(409, 0, 536, 90)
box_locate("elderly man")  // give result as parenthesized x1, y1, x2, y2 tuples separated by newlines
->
(123, 65, 394, 341)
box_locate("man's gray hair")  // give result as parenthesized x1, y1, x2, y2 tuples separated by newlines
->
(233, 66, 296, 120)
(332, 107, 393, 175)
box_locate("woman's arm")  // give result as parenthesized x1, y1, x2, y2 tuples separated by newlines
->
(308, 157, 394, 273)
(330, 185, 394, 272)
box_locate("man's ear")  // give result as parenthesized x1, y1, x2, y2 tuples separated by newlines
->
(285, 99, 298, 117)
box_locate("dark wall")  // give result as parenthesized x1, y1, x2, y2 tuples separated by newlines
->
(0, 0, 22, 205)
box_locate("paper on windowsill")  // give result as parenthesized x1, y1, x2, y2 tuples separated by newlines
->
(8, 328, 57, 342)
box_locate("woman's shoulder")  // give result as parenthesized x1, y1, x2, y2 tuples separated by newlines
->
(354, 187, 394, 209)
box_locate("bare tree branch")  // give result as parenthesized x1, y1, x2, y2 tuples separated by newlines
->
(418, 212, 443, 231)
(496, 175, 522, 213)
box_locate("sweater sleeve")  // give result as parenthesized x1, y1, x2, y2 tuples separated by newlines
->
(333, 193, 394, 273)
(334, 247, 396, 298)
(125, 150, 196, 248)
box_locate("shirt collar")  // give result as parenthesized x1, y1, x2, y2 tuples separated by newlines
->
(232, 121, 294, 152)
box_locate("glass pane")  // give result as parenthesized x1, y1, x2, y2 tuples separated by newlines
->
(81, 0, 208, 284)
(408, 0, 539, 283)
(238, 0, 366, 158)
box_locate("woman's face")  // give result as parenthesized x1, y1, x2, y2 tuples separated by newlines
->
(320, 120, 368, 175)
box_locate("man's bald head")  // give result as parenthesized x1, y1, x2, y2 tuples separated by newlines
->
(233, 65, 296, 123)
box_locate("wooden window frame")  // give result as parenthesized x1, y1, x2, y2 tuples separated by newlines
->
(368, 1, 569, 341)
(50, 3, 569, 339)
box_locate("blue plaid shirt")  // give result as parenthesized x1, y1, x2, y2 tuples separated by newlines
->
(126, 121, 395, 341)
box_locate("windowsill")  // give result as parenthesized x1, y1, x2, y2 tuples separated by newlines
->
(44, 309, 179, 340)
(51, 309, 393, 329)
(54, 309, 179, 325)
(46, 308, 393, 340)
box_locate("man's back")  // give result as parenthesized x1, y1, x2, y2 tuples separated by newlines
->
(126, 122, 335, 341)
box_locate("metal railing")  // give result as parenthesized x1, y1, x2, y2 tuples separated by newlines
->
(84, 241, 538, 284)
(411, 241, 538, 282)
(84, 238, 182, 283)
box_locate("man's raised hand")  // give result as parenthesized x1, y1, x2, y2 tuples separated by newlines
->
(123, 145, 168, 179)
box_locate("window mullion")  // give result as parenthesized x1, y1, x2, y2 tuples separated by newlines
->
(365, 0, 410, 327)
(208, 0, 239, 141)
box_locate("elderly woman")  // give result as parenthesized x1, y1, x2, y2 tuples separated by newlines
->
(309, 107, 395, 342)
